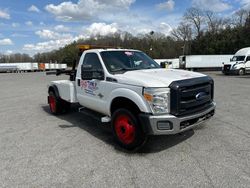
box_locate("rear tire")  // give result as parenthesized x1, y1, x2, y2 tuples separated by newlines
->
(48, 91, 70, 115)
(111, 108, 147, 150)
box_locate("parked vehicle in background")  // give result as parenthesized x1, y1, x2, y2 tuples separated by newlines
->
(222, 47, 250, 75)
(179, 55, 233, 71)
(60, 64, 67, 70)
(0, 62, 67, 73)
(2, 62, 38, 72)
(38, 63, 46, 71)
(49, 63, 56, 70)
(0, 64, 18, 73)
(154, 59, 179, 69)
(47, 45, 216, 150)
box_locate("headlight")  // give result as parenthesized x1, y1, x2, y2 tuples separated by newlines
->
(143, 88, 170, 114)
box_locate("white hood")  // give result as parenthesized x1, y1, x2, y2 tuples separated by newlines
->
(114, 69, 206, 87)
(224, 61, 243, 66)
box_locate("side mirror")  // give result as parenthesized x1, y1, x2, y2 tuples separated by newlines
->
(81, 64, 104, 80)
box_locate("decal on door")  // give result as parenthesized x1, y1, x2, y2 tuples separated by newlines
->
(80, 80, 98, 96)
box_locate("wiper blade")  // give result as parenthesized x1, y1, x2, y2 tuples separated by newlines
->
(111, 67, 138, 72)
(143, 66, 160, 69)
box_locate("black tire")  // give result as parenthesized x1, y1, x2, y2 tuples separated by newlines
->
(238, 69, 245, 76)
(111, 108, 147, 150)
(48, 91, 70, 115)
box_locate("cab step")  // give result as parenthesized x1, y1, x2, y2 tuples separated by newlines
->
(78, 107, 111, 123)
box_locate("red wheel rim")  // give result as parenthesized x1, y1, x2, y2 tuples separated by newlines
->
(114, 115, 136, 145)
(49, 95, 56, 113)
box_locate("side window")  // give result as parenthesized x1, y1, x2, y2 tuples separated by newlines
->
(246, 56, 250, 61)
(83, 53, 103, 70)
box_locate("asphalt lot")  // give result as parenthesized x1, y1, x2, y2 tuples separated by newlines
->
(0, 72, 250, 188)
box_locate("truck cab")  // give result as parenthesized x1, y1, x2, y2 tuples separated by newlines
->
(47, 45, 216, 150)
(222, 47, 250, 75)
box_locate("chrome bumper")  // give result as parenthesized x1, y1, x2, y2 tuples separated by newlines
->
(139, 102, 216, 135)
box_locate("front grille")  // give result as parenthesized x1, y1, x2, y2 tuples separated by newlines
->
(223, 65, 231, 71)
(170, 76, 214, 117)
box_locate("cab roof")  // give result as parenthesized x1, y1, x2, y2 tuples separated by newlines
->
(235, 47, 250, 56)
(77, 44, 140, 56)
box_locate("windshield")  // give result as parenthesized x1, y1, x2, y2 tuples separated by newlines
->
(231, 56, 245, 61)
(100, 51, 160, 73)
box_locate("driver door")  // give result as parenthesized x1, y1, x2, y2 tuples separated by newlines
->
(76, 53, 107, 114)
(245, 56, 250, 72)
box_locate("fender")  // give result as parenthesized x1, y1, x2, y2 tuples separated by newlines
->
(48, 84, 60, 98)
(107, 88, 151, 115)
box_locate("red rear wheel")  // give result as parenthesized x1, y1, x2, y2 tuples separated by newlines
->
(49, 95, 57, 113)
(48, 91, 71, 115)
(48, 91, 60, 114)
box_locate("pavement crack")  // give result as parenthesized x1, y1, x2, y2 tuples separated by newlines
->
(126, 156, 140, 188)
(214, 117, 250, 138)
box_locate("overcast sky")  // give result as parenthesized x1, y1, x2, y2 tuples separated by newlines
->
(0, 0, 249, 55)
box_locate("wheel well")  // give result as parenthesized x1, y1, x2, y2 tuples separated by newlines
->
(110, 97, 141, 115)
(48, 86, 55, 94)
(239, 68, 245, 73)
(48, 85, 60, 98)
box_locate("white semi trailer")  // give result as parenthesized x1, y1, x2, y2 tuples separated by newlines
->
(0, 62, 67, 73)
(3, 62, 38, 72)
(154, 59, 180, 69)
(179, 55, 233, 71)
(0, 64, 18, 73)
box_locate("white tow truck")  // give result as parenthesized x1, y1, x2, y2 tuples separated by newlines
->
(222, 47, 250, 75)
(47, 45, 216, 150)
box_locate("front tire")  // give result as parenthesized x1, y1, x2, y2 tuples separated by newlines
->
(238, 68, 245, 75)
(111, 109, 147, 150)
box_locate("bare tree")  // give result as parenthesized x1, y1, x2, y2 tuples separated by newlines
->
(171, 22, 192, 55)
(233, 9, 248, 26)
(205, 11, 217, 32)
(184, 8, 204, 37)
(171, 22, 192, 41)
(245, 12, 250, 27)
(205, 11, 229, 33)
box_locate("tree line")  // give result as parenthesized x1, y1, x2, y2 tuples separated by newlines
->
(0, 53, 33, 63)
(1, 8, 249, 65)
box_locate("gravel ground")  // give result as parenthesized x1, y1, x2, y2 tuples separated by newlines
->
(0, 72, 250, 188)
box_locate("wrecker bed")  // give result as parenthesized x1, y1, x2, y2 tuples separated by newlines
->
(48, 80, 77, 103)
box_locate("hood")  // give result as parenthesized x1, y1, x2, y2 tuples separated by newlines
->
(224, 61, 244, 65)
(113, 68, 206, 87)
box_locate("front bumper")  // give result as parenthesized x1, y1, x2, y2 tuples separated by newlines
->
(139, 102, 216, 135)
(222, 68, 238, 75)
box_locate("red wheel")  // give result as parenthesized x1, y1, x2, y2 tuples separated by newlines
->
(114, 114, 136, 145)
(48, 91, 60, 114)
(49, 94, 57, 113)
(112, 109, 147, 150)
(48, 91, 71, 115)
